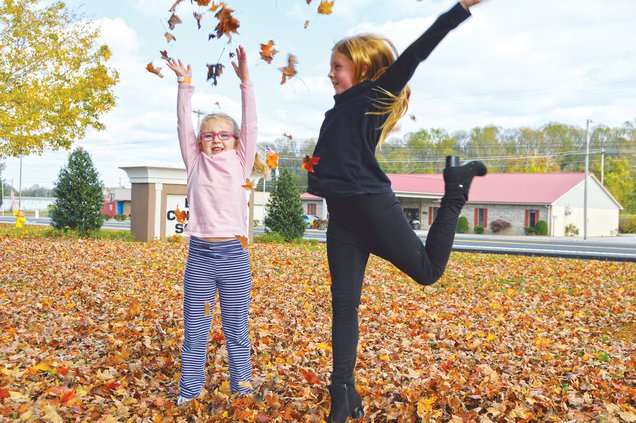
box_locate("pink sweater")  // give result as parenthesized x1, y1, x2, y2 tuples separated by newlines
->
(176, 82, 257, 238)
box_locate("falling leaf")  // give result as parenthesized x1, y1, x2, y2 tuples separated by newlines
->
(168, 14, 182, 30)
(204, 301, 210, 316)
(283, 132, 293, 141)
(242, 179, 255, 191)
(279, 54, 298, 85)
(160, 50, 171, 61)
(174, 206, 188, 224)
(164, 32, 176, 43)
(304, 20, 310, 29)
(214, 101, 221, 108)
(410, 113, 417, 121)
(146, 63, 164, 78)
(213, 6, 240, 42)
(302, 155, 320, 173)
(317, 0, 334, 15)
(207, 63, 224, 86)
(266, 150, 279, 169)
(197, 0, 212, 5)
(193, 12, 203, 29)
(168, 0, 184, 13)
(259, 40, 278, 64)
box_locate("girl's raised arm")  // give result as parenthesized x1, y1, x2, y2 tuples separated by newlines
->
(232, 46, 257, 179)
(166, 58, 198, 170)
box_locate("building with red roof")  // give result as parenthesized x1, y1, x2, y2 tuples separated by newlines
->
(301, 172, 622, 237)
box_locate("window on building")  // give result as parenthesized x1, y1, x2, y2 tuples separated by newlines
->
(474, 208, 488, 227)
(307, 203, 317, 215)
(525, 209, 540, 227)
(428, 207, 439, 225)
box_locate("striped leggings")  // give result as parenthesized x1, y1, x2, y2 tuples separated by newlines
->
(179, 237, 252, 398)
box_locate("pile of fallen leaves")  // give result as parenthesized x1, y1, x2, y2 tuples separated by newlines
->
(1, 236, 635, 421)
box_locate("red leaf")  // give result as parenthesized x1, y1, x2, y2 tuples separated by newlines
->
(301, 369, 320, 384)
(302, 155, 320, 173)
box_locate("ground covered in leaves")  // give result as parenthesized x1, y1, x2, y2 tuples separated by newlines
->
(1, 235, 635, 422)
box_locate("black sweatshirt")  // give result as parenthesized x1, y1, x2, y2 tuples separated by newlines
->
(307, 3, 471, 198)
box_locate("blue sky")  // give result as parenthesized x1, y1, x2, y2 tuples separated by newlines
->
(3, 0, 636, 190)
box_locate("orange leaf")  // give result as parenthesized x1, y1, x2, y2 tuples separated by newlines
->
(279, 54, 298, 85)
(174, 206, 188, 224)
(235, 235, 248, 249)
(259, 40, 278, 64)
(167, 13, 182, 30)
(317, 0, 334, 15)
(197, 0, 211, 5)
(212, 332, 225, 342)
(128, 298, 140, 317)
(242, 179, 255, 191)
(302, 155, 320, 173)
(213, 6, 240, 42)
(204, 301, 211, 316)
(60, 390, 75, 403)
(146, 63, 164, 78)
(0, 389, 9, 399)
(266, 151, 279, 169)
(301, 369, 320, 384)
(164, 32, 176, 43)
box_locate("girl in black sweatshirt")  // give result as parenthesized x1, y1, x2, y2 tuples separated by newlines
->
(306, 1, 488, 421)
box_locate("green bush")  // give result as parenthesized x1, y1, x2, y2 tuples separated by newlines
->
(535, 220, 548, 236)
(456, 216, 469, 233)
(49, 148, 104, 234)
(114, 214, 127, 222)
(524, 226, 535, 235)
(473, 225, 485, 234)
(490, 219, 511, 233)
(254, 231, 286, 243)
(264, 169, 305, 241)
(619, 215, 636, 234)
(564, 223, 579, 236)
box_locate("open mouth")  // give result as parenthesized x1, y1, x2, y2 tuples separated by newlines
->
(212, 147, 224, 153)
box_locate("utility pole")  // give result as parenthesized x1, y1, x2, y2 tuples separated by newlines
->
(584, 119, 591, 240)
(601, 148, 605, 185)
(193, 109, 206, 128)
(19, 155, 22, 209)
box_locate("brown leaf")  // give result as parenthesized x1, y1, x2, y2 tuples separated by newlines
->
(146, 62, 164, 78)
(168, 13, 182, 30)
(279, 54, 298, 85)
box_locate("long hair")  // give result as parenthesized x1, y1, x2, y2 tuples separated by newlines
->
(333, 34, 411, 145)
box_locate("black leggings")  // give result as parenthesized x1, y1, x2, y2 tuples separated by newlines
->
(326, 192, 462, 385)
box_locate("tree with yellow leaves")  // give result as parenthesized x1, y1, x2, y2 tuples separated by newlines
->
(0, 0, 119, 157)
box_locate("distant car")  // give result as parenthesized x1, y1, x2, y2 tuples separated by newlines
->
(303, 214, 318, 229)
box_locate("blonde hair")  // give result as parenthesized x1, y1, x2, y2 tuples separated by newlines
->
(252, 152, 270, 179)
(333, 34, 411, 145)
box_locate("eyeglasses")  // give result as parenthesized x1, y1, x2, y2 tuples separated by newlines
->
(199, 131, 237, 142)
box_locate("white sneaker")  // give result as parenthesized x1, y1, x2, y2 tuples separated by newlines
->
(176, 395, 194, 407)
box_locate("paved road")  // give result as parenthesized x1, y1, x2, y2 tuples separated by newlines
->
(2, 216, 634, 262)
(259, 228, 636, 262)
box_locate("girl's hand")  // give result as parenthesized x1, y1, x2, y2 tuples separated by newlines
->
(231, 45, 250, 84)
(166, 58, 192, 80)
(460, 0, 483, 10)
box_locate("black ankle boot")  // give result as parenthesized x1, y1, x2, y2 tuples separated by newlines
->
(443, 155, 488, 200)
(328, 384, 364, 422)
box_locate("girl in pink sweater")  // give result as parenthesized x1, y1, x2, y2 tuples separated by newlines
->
(166, 46, 257, 406)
